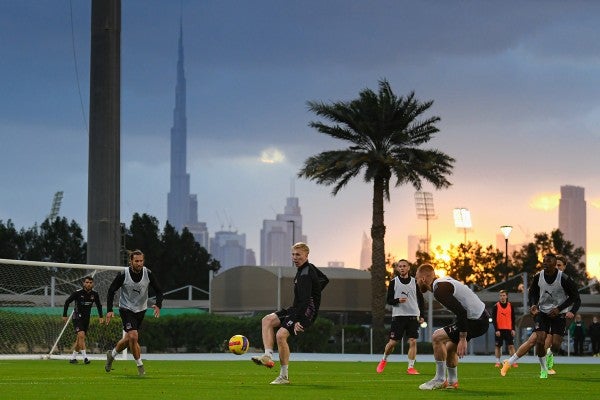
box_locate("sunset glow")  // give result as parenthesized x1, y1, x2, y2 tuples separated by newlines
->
(529, 193, 560, 211)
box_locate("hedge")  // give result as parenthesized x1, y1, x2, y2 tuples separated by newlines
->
(0, 310, 433, 354)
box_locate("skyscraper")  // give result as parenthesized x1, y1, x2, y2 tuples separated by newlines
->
(210, 230, 247, 271)
(166, 23, 208, 244)
(359, 231, 371, 270)
(260, 193, 306, 266)
(559, 185, 586, 262)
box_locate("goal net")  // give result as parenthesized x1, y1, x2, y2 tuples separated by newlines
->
(0, 258, 124, 359)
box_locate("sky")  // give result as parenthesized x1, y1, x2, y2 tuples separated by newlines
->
(1, 1, 599, 278)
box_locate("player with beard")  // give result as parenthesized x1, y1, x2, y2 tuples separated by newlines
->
(501, 253, 579, 379)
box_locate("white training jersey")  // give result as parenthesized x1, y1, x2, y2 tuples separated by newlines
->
(391, 276, 420, 317)
(433, 276, 485, 319)
(538, 270, 568, 314)
(119, 267, 150, 313)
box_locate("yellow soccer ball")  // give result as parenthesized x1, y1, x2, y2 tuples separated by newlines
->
(228, 334, 249, 355)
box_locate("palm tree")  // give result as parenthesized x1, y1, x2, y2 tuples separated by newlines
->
(299, 79, 455, 332)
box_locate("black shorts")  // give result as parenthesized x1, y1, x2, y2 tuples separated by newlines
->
(119, 308, 146, 332)
(275, 308, 314, 335)
(72, 314, 90, 333)
(444, 310, 489, 343)
(534, 312, 567, 337)
(494, 329, 514, 347)
(389, 316, 419, 341)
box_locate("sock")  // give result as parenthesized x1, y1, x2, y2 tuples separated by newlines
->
(496, 357, 501, 363)
(135, 358, 143, 367)
(81, 350, 87, 358)
(265, 349, 274, 358)
(546, 347, 552, 356)
(111, 348, 118, 358)
(71, 351, 77, 359)
(434, 361, 446, 381)
(280, 364, 288, 377)
(408, 359, 415, 368)
(447, 366, 458, 383)
(382, 354, 389, 361)
(538, 356, 547, 371)
(508, 354, 519, 365)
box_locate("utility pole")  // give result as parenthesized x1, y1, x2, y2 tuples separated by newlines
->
(87, 0, 121, 266)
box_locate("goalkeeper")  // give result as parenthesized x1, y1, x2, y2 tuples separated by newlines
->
(62, 275, 104, 364)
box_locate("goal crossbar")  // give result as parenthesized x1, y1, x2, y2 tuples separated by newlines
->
(0, 258, 124, 271)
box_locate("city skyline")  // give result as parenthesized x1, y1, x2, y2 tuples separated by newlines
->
(1, 2, 599, 278)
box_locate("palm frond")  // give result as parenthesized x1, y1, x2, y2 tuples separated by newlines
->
(298, 150, 368, 195)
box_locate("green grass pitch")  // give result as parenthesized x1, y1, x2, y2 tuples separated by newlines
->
(1, 359, 598, 400)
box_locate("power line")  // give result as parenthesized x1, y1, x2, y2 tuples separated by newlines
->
(69, 0, 88, 133)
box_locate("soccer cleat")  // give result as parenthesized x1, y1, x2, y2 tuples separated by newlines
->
(494, 362, 501, 367)
(547, 369, 556, 375)
(376, 359, 387, 373)
(500, 360, 511, 376)
(406, 367, 420, 375)
(546, 352, 554, 369)
(84, 358, 91, 365)
(445, 380, 459, 389)
(540, 369, 548, 379)
(137, 364, 145, 376)
(69, 359, 78, 364)
(270, 375, 290, 385)
(419, 379, 446, 390)
(105, 350, 115, 372)
(512, 362, 518, 368)
(251, 354, 275, 368)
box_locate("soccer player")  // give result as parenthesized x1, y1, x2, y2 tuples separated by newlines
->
(251, 242, 328, 385)
(491, 290, 517, 367)
(62, 276, 104, 364)
(543, 254, 574, 372)
(104, 249, 163, 376)
(503, 255, 575, 375)
(501, 253, 579, 379)
(415, 264, 489, 390)
(376, 259, 425, 375)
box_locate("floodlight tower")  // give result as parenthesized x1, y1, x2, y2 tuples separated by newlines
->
(453, 208, 472, 243)
(415, 192, 436, 253)
(415, 191, 436, 340)
(48, 191, 64, 221)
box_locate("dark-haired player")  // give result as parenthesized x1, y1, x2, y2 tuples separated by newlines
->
(105, 249, 163, 376)
(63, 276, 104, 364)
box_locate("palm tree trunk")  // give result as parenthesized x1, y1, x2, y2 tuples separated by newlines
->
(370, 177, 386, 332)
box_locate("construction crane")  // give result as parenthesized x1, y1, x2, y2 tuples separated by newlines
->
(48, 191, 64, 221)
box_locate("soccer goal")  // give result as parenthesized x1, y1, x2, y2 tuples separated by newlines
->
(0, 258, 124, 359)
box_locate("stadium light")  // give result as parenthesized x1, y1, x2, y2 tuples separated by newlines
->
(415, 191, 436, 341)
(414, 192, 436, 253)
(453, 208, 472, 243)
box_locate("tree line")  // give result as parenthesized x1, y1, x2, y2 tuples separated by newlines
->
(0, 213, 220, 298)
(411, 229, 593, 293)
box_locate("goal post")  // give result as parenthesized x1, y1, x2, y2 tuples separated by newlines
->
(0, 258, 124, 359)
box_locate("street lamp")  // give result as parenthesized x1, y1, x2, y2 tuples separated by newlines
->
(500, 225, 513, 282)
